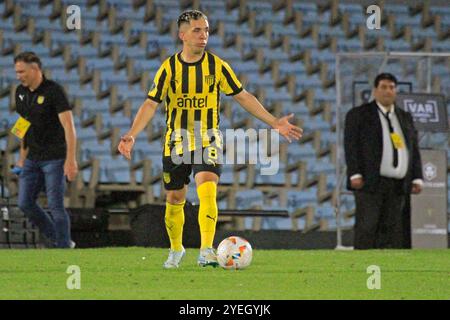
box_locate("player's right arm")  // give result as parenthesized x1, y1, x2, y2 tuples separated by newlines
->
(118, 60, 170, 159)
(118, 98, 159, 160)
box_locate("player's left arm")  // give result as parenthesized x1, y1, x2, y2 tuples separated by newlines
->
(233, 89, 303, 143)
(58, 110, 78, 181)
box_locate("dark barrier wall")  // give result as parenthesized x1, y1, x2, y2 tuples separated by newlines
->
(129, 203, 201, 248)
(129, 203, 356, 249)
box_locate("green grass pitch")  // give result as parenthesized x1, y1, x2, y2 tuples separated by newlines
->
(0, 248, 448, 300)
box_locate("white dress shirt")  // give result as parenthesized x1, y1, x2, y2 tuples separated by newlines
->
(350, 101, 423, 186)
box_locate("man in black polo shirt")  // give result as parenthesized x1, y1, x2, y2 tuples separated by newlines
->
(13, 52, 78, 248)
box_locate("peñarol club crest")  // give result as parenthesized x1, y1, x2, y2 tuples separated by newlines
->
(204, 75, 215, 86)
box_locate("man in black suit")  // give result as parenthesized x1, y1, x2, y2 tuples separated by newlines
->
(344, 73, 423, 249)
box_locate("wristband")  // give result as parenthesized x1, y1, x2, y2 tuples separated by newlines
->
(122, 135, 135, 143)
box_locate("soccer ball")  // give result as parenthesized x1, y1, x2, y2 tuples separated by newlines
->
(217, 236, 253, 270)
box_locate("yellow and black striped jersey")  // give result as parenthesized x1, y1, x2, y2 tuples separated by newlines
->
(147, 51, 243, 156)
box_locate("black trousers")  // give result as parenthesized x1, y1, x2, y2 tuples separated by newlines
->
(353, 177, 407, 249)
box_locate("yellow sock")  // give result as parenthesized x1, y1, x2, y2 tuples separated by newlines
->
(197, 181, 218, 249)
(165, 201, 185, 251)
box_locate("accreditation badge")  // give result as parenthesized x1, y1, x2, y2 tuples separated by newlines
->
(163, 172, 171, 184)
(11, 116, 31, 139)
(390, 132, 404, 149)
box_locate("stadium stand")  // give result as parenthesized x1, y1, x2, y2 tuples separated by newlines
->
(0, 0, 449, 234)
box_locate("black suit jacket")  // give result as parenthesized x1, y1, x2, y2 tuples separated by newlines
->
(344, 100, 423, 194)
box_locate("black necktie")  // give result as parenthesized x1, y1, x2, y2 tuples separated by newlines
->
(379, 108, 398, 168)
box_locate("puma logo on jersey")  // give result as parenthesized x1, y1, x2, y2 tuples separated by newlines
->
(19, 95, 24, 101)
(206, 215, 216, 222)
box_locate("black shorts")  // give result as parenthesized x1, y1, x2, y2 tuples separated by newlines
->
(162, 147, 222, 190)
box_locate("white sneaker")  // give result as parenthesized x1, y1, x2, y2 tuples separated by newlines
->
(163, 247, 186, 269)
(197, 247, 219, 267)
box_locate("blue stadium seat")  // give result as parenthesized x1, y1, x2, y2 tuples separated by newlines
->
(85, 57, 115, 71)
(314, 88, 336, 103)
(127, 20, 158, 37)
(115, 84, 144, 100)
(287, 142, 316, 164)
(80, 98, 110, 116)
(302, 116, 331, 132)
(66, 84, 97, 99)
(100, 34, 129, 47)
(257, 10, 286, 25)
(282, 101, 310, 117)
(319, 25, 347, 39)
(70, 45, 99, 59)
(132, 58, 163, 74)
(100, 69, 129, 86)
(76, 125, 97, 143)
(432, 40, 450, 52)
(245, 72, 276, 92)
(326, 174, 337, 190)
(50, 30, 80, 47)
(297, 74, 323, 89)
(133, 140, 163, 160)
(61, 0, 89, 5)
(134, 153, 162, 180)
(292, 2, 317, 14)
(317, 204, 336, 220)
(220, 164, 234, 185)
(106, 158, 131, 183)
(20, 44, 51, 58)
(235, 189, 264, 210)
(199, 0, 226, 13)
(278, 61, 307, 78)
(286, 188, 317, 212)
(339, 3, 362, 14)
(80, 140, 111, 162)
(335, 38, 362, 51)
(261, 48, 291, 65)
(340, 194, 355, 212)
(383, 39, 411, 51)
(0, 16, 14, 31)
(0, 96, 10, 113)
(240, 37, 270, 52)
(0, 113, 19, 130)
(0, 136, 7, 152)
(75, 5, 100, 20)
(153, 0, 180, 8)
(289, 37, 317, 53)
(255, 163, 286, 185)
(206, 36, 223, 48)
(208, 9, 239, 24)
(20, 4, 52, 19)
(50, 69, 80, 85)
(186, 185, 200, 205)
(264, 87, 292, 104)
(106, 0, 133, 8)
(117, 7, 145, 20)
(33, 18, 62, 32)
(212, 48, 241, 62)
(83, 19, 109, 33)
(394, 14, 423, 28)
(102, 113, 132, 130)
(307, 158, 335, 175)
(147, 35, 175, 52)
(2, 30, 33, 45)
(15, 1, 43, 8)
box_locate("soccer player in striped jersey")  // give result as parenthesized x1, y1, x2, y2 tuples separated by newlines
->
(118, 10, 303, 269)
